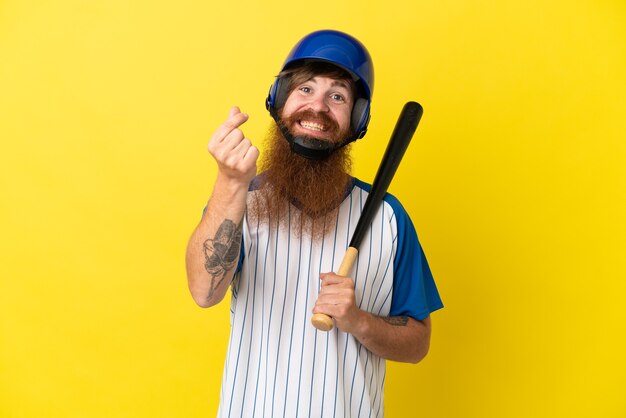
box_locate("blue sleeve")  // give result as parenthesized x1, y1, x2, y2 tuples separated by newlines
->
(386, 196, 443, 320)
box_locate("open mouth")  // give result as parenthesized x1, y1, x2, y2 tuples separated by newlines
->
(280, 109, 339, 141)
(299, 120, 327, 133)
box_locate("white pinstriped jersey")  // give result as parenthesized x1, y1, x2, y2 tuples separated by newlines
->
(217, 177, 443, 418)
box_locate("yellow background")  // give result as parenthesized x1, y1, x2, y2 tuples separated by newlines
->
(1, 0, 625, 417)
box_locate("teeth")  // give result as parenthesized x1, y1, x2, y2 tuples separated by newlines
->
(300, 121, 325, 131)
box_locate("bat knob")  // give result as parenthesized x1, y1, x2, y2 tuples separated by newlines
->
(311, 313, 334, 331)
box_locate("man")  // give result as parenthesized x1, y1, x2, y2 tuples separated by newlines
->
(186, 30, 443, 417)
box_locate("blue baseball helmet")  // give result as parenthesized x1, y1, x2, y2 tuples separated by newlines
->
(266, 30, 374, 157)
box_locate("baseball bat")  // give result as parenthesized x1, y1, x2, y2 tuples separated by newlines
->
(311, 101, 424, 331)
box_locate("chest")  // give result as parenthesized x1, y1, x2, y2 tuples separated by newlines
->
(240, 196, 398, 315)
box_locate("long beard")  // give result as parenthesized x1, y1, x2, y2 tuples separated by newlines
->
(248, 123, 352, 240)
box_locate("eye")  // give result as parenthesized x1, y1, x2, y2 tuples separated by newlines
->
(299, 86, 312, 94)
(330, 93, 345, 102)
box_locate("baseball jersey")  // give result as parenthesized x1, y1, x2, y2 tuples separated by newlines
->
(216, 177, 443, 418)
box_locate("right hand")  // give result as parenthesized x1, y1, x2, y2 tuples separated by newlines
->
(208, 106, 260, 186)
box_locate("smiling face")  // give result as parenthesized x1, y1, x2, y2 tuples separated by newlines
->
(280, 75, 354, 143)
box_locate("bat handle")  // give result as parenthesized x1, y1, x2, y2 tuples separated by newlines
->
(311, 247, 359, 331)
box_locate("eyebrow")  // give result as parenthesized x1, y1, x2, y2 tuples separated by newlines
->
(305, 77, 351, 91)
(330, 80, 351, 91)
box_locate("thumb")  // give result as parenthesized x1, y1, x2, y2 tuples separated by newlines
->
(229, 106, 241, 118)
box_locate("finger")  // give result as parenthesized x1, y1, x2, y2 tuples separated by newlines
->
(320, 273, 352, 287)
(316, 292, 347, 303)
(312, 304, 332, 315)
(243, 145, 260, 165)
(211, 111, 249, 144)
(223, 138, 258, 174)
(222, 127, 246, 149)
(230, 137, 254, 160)
(318, 285, 353, 299)
(313, 300, 350, 317)
(209, 128, 244, 159)
(315, 291, 356, 310)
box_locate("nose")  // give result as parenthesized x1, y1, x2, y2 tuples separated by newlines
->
(307, 92, 330, 113)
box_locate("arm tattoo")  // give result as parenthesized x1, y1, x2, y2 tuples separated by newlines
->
(203, 219, 242, 300)
(381, 316, 409, 326)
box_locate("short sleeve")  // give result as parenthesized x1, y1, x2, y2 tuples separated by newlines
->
(385, 195, 443, 320)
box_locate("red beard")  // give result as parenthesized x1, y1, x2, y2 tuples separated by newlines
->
(247, 122, 353, 239)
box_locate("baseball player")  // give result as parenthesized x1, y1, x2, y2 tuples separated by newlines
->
(186, 29, 443, 417)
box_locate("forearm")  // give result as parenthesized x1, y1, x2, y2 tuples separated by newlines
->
(351, 313, 431, 363)
(185, 175, 248, 308)
(186, 106, 259, 307)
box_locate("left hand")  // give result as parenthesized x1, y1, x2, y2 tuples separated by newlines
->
(313, 273, 365, 334)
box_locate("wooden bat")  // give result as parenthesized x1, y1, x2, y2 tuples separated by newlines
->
(311, 101, 424, 331)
